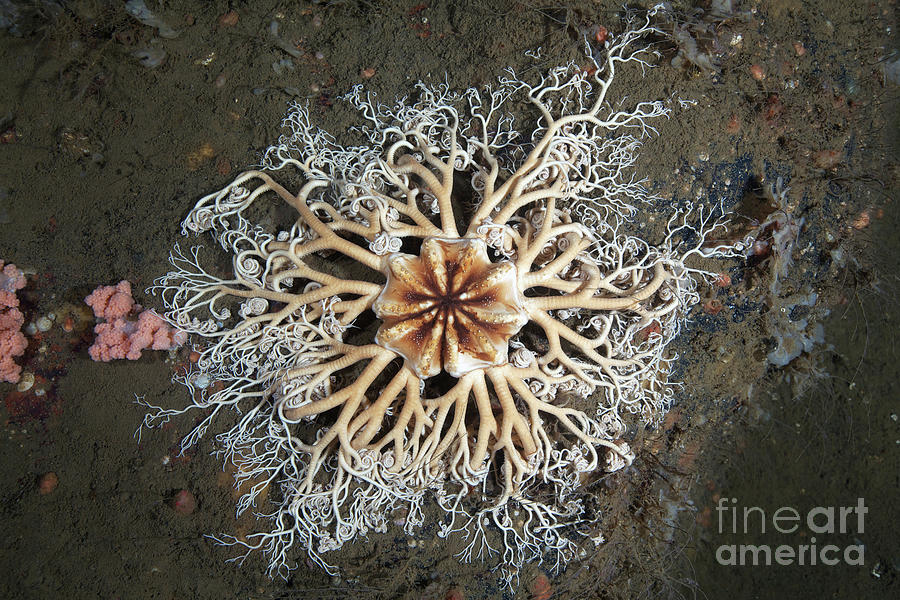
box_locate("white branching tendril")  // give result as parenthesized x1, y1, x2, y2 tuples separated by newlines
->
(369, 232, 402, 255)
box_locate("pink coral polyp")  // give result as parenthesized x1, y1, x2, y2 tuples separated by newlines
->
(0, 260, 27, 383)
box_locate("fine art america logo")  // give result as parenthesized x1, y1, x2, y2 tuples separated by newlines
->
(715, 497, 867, 566)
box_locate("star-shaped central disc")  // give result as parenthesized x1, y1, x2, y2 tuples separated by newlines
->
(373, 237, 528, 378)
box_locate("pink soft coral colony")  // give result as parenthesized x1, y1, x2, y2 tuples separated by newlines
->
(85, 280, 187, 361)
(0, 260, 27, 383)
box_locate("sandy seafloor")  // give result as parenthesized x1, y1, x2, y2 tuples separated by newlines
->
(0, 1, 897, 599)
